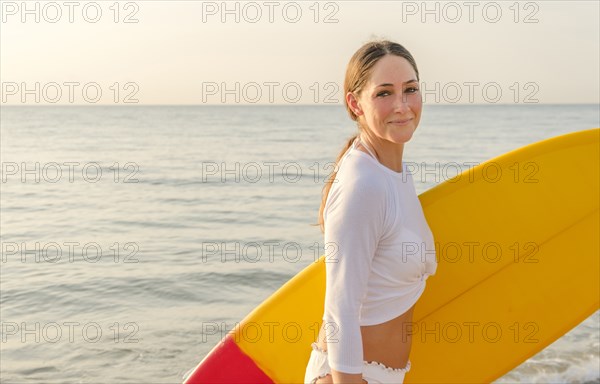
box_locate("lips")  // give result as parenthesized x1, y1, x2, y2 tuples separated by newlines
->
(389, 118, 412, 125)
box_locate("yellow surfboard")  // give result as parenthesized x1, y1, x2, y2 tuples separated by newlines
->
(184, 128, 599, 383)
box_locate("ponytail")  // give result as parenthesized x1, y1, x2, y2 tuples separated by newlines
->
(312, 134, 358, 233)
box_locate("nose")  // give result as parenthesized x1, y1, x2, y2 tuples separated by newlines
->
(393, 93, 410, 114)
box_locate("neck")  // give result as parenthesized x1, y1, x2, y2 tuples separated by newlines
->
(359, 134, 405, 173)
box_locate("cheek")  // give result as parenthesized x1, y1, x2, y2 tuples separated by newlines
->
(409, 95, 422, 114)
(365, 103, 384, 122)
(374, 99, 395, 118)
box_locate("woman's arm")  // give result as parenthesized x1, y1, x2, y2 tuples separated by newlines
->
(322, 171, 387, 384)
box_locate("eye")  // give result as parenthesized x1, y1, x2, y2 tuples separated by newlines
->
(405, 87, 419, 93)
(376, 90, 390, 97)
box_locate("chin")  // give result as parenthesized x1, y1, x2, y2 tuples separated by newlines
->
(388, 129, 415, 144)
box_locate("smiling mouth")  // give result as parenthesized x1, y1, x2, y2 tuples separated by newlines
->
(389, 119, 412, 125)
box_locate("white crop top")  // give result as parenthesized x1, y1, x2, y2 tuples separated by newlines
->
(321, 136, 438, 374)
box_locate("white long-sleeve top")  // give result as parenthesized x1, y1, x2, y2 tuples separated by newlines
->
(322, 136, 437, 374)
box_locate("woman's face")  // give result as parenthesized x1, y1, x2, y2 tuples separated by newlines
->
(348, 54, 422, 144)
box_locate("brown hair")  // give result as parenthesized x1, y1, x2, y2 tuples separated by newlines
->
(313, 39, 420, 233)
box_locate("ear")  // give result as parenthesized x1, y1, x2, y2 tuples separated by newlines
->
(346, 92, 363, 116)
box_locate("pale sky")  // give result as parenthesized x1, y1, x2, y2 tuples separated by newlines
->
(1, 0, 599, 105)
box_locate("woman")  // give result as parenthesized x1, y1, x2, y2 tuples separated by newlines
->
(304, 40, 438, 384)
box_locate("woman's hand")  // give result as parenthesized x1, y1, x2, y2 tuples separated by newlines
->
(331, 369, 368, 384)
(313, 372, 368, 384)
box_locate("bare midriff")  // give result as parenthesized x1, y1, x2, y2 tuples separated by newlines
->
(316, 303, 416, 370)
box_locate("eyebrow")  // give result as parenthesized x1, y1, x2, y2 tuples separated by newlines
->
(376, 80, 418, 88)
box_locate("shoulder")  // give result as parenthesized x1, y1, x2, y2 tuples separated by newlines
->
(326, 153, 390, 212)
(335, 152, 389, 195)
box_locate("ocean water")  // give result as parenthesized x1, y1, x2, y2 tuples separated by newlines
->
(0, 104, 598, 383)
